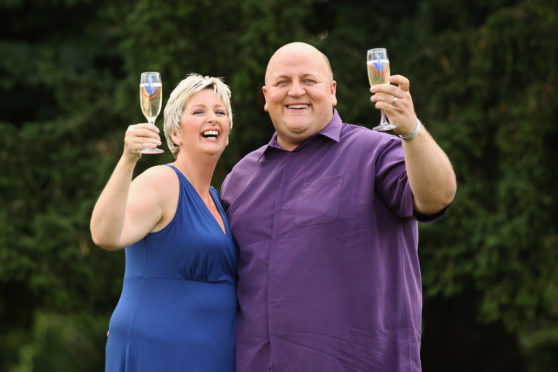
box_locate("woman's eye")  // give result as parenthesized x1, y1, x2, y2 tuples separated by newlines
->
(216, 110, 227, 116)
(193, 110, 203, 115)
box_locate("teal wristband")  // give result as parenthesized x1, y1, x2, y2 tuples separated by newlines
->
(398, 118, 421, 142)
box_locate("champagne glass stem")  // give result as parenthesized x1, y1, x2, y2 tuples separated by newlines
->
(380, 110, 388, 124)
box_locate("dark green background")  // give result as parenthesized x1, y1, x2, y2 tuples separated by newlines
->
(1, 0, 557, 370)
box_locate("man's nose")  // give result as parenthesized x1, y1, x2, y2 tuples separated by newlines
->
(288, 80, 305, 96)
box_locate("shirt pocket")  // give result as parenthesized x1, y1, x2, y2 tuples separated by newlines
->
(295, 175, 343, 227)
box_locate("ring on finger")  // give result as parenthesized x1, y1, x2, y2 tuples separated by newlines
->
(391, 96, 398, 105)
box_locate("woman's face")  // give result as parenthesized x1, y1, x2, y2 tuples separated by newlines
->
(173, 88, 230, 157)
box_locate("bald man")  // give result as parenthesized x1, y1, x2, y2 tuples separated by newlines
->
(221, 42, 456, 372)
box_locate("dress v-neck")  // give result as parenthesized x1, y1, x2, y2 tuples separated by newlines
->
(167, 164, 228, 236)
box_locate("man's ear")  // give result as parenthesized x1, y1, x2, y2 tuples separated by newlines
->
(262, 85, 269, 112)
(330, 80, 338, 107)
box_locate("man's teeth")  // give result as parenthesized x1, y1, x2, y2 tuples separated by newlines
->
(288, 104, 309, 109)
(202, 130, 219, 138)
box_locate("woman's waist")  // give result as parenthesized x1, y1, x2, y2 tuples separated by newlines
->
(123, 273, 236, 285)
(113, 278, 237, 314)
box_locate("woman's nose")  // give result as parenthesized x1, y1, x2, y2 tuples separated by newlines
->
(207, 111, 217, 122)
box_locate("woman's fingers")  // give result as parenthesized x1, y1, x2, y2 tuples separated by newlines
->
(124, 124, 162, 154)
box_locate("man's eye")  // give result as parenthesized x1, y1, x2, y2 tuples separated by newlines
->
(304, 79, 317, 84)
(276, 80, 288, 87)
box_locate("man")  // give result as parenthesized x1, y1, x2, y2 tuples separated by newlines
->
(221, 42, 456, 371)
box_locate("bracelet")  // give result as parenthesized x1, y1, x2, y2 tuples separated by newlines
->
(398, 118, 421, 142)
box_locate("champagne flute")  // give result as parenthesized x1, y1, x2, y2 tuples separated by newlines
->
(139, 72, 164, 154)
(367, 48, 396, 131)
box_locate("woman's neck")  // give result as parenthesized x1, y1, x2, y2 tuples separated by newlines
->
(171, 153, 218, 197)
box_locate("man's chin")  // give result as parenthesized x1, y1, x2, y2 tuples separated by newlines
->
(284, 120, 312, 134)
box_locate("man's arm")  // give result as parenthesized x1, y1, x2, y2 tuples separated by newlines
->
(371, 75, 457, 215)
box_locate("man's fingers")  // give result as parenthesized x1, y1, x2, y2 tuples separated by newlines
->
(389, 75, 410, 91)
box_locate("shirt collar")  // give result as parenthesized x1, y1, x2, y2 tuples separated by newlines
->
(258, 109, 342, 163)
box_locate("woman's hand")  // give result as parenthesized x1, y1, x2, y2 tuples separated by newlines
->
(123, 123, 163, 161)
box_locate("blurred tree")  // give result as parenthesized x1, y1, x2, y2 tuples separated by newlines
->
(399, 0, 558, 370)
(0, 0, 132, 370)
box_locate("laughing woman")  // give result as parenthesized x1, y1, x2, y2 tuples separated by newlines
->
(90, 74, 237, 372)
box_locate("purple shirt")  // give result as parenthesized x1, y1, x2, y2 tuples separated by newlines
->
(221, 110, 445, 372)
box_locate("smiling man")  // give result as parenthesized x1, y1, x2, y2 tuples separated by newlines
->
(221, 42, 457, 372)
(262, 43, 337, 150)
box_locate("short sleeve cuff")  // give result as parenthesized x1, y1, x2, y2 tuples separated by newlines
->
(414, 203, 451, 224)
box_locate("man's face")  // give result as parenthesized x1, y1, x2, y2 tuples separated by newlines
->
(263, 44, 337, 151)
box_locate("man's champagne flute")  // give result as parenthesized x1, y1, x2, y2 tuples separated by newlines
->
(139, 72, 164, 154)
(367, 48, 396, 131)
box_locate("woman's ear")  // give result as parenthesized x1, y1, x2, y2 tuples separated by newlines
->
(170, 130, 182, 146)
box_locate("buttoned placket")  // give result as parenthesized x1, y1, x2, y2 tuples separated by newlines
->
(266, 141, 310, 371)
(266, 147, 292, 371)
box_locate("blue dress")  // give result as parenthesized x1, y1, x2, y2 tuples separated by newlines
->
(105, 164, 238, 372)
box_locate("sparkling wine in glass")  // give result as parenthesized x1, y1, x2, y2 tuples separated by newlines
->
(367, 48, 396, 131)
(139, 72, 164, 154)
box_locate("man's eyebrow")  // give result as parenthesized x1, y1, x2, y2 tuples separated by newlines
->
(270, 74, 290, 80)
(271, 73, 318, 80)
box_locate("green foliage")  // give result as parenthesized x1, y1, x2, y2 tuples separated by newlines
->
(1, 0, 557, 370)
(417, 0, 558, 319)
(10, 312, 106, 372)
(408, 0, 558, 369)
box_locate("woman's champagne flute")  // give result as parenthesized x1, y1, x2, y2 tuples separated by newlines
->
(139, 72, 164, 154)
(367, 48, 396, 131)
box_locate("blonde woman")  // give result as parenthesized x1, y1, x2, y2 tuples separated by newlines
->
(91, 74, 237, 371)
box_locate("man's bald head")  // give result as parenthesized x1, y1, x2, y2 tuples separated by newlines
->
(265, 42, 333, 85)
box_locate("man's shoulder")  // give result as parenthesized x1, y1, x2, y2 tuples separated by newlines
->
(223, 144, 267, 186)
(221, 144, 268, 201)
(233, 144, 268, 169)
(339, 121, 397, 147)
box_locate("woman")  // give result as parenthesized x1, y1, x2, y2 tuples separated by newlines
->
(90, 74, 238, 371)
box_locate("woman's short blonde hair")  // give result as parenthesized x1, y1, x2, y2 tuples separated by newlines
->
(163, 73, 233, 157)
